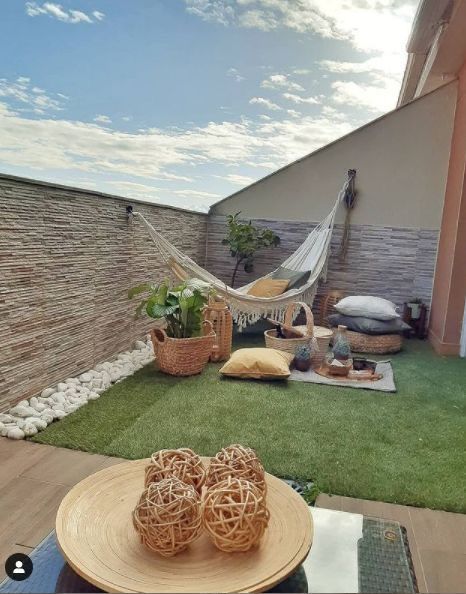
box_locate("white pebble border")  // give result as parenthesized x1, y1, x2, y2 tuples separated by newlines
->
(0, 336, 155, 440)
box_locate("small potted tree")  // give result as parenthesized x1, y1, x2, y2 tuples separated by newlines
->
(129, 279, 216, 376)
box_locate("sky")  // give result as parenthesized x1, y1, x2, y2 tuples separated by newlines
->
(0, 0, 419, 212)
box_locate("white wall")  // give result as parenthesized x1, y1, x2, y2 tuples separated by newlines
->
(212, 82, 457, 230)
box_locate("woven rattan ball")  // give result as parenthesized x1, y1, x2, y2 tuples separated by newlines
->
(206, 444, 266, 494)
(145, 448, 206, 494)
(202, 477, 270, 552)
(132, 478, 202, 557)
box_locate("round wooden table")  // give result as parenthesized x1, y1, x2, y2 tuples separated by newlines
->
(56, 458, 313, 593)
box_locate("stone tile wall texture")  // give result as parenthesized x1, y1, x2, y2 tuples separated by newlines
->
(206, 216, 439, 318)
(0, 177, 207, 410)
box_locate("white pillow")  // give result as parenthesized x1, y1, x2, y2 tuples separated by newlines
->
(334, 296, 400, 321)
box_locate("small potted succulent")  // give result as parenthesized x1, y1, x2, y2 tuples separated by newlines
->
(332, 325, 351, 362)
(294, 345, 312, 372)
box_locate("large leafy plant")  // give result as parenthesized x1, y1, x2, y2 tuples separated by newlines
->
(222, 212, 281, 287)
(129, 279, 212, 339)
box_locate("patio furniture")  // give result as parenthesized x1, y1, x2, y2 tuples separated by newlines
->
(55, 458, 313, 593)
(402, 302, 428, 339)
(318, 290, 345, 326)
(130, 172, 356, 330)
(344, 330, 403, 354)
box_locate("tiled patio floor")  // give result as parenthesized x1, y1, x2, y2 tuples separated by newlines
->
(0, 437, 465, 593)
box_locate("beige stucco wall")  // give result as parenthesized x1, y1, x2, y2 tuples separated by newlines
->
(212, 82, 457, 230)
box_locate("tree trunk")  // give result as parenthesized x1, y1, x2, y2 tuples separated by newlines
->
(231, 258, 243, 288)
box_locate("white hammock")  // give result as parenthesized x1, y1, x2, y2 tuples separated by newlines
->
(133, 176, 350, 329)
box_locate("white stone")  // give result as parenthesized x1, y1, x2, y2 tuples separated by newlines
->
(65, 388, 77, 398)
(88, 392, 100, 400)
(22, 423, 38, 436)
(18, 399, 29, 408)
(52, 403, 65, 412)
(10, 406, 34, 418)
(57, 382, 68, 392)
(91, 378, 102, 390)
(30, 396, 39, 408)
(135, 340, 146, 350)
(65, 377, 80, 385)
(0, 413, 13, 423)
(41, 387, 55, 398)
(53, 409, 66, 419)
(8, 427, 25, 440)
(52, 393, 66, 404)
(41, 413, 54, 425)
(79, 372, 93, 383)
(26, 417, 47, 430)
(33, 402, 46, 412)
(95, 363, 105, 372)
(64, 404, 78, 414)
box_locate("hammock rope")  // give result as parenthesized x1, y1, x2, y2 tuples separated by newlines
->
(131, 173, 352, 329)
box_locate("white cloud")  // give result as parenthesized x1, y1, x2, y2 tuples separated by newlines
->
(214, 173, 256, 185)
(227, 67, 245, 82)
(0, 77, 66, 114)
(25, 2, 104, 24)
(93, 114, 112, 124)
(283, 92, 321, 105)
(261, 74, 304, 92)
(287, 109, 301, 118)
(249, 96, 281, 111)
(184, 0, 417, 115)
(331, 80, 398, 112)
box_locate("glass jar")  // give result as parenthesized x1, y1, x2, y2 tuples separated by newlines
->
(332, 325, 351, 361)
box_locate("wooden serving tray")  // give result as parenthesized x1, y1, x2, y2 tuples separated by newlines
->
(315, 364, 382, 382)
(56, 458, 313, 593)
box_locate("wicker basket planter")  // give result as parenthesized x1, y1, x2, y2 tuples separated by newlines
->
(151, 320, 216, 376)
(264, 302, 314, 355)
(310, 326, 333, 368)
(343, 330, 402, 354)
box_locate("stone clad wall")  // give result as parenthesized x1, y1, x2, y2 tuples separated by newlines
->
(0, 176, 207, 410)
(206, 215, 439, 313)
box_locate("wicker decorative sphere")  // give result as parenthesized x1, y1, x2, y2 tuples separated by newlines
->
(132, 478, 202, 557)
(202, 477, 270, 552)
(206, 444, 266, 494)
(145, 448, 206, 494)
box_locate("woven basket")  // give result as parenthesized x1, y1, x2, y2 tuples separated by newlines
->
(318, 290, 345, 327)
(203, 297, 233, 362)
(343, 330, 403, 354)
(151, 320, 216, 376)
(310, 326, 333, 368)
(264, 302, 314, 355)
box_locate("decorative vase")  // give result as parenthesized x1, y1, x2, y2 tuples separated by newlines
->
(332, 325, 351, 361)
(295, 358, 311, 372)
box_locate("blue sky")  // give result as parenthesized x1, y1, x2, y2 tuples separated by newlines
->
(0, 0, 418, 211)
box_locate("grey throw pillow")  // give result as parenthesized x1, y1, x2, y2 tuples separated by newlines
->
(271, 266, 311, 290)
(327, 313, 411, 335)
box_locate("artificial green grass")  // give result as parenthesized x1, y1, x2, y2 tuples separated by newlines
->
(32, 339, 466, 513)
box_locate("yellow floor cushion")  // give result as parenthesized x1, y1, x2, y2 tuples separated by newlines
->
(247, 278, 290, 298)
(219, 348, 294, 380)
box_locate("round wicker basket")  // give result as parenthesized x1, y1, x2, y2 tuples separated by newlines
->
(310, 326, 333, 367)
(151, 320, 216, 376)
(343, 330, 403, 354)
(264, 302, 314, 355)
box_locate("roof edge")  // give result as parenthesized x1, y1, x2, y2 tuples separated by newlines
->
(0, 173, 208, 216)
